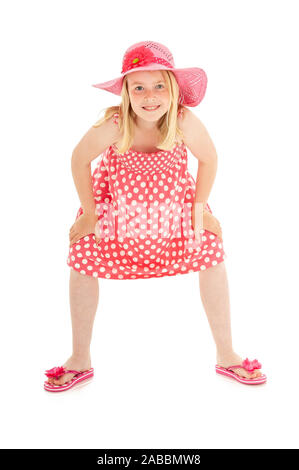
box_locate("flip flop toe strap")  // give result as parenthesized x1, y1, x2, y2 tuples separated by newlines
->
(227, 358, 262, 373)
(44, 366, 82, 379)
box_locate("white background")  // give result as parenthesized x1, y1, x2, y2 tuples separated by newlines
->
(1, 0, 298, 449)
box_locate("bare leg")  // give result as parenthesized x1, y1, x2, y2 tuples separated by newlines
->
(47, 269, 99, 385)
(198, 261, 262, 379)
(69, 268, 99, 358)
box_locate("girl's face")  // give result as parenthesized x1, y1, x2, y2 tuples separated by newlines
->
(127, 70, 170, 128)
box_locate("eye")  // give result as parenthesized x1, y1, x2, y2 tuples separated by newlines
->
(134, 84, 164, 91)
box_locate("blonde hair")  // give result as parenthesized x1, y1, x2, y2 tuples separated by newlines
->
(92, 70, 185, 154)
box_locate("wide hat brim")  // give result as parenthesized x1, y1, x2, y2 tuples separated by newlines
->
(91, 64, 207, 107)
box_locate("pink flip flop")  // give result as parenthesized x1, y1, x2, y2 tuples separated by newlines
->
(44, 365, 94, 392)
(215, 358, 267, 385)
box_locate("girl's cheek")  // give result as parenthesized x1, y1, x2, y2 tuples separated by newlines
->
(131, 91, 142, 98)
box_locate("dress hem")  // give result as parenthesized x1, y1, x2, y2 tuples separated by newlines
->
(67, 253, 227, 280)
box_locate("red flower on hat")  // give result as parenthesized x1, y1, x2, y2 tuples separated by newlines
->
(242, 358, 261, 371)
(45, 366, 66, 378)
(122, 46, 156, 74)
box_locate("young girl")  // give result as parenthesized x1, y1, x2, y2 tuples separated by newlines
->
(44, 41, 266, 392)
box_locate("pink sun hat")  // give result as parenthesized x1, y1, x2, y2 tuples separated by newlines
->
(91, 40, 208, 107)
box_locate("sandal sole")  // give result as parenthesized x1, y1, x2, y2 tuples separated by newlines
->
(215, 365, 267, 385)
(44, 368, 94, 392)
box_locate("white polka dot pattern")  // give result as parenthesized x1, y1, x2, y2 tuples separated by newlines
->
(66, 115, 227, 279)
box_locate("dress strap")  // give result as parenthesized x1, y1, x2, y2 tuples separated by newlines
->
(112, 112, 119, 125)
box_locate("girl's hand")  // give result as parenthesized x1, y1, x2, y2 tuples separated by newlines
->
(69, 212, 99, 247)
(203, 210, 223, 240)
(191, 203, 223, 243)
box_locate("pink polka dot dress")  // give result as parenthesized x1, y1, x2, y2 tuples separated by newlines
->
(67, 112, 227, 280)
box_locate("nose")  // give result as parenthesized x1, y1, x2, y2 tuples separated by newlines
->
(144, 91, 157, 102)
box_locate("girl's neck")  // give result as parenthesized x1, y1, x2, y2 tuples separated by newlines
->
(135, 116, 160, 133)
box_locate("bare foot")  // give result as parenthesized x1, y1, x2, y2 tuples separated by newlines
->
(216, 351, 262, 379)
(46, 355, 92, 386)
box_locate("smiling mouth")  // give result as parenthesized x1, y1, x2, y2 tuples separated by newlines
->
(142, 105, 161, 111)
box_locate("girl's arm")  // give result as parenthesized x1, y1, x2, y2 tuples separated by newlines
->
(71, 162, 97, 215)
(194, 159, 218, 207)
(71, 115, 120, 215)
(179, 108, 218, 207)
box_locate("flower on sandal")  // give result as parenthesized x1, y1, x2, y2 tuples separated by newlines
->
(242, 358, 261, 372)
(45, 366, 66, 378)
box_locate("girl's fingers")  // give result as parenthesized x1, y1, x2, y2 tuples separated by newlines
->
(195, 210, 223, 240)
(216, 227, 223, 240)
(193, 222, 202, 241)
(69, 232, 79, 245)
